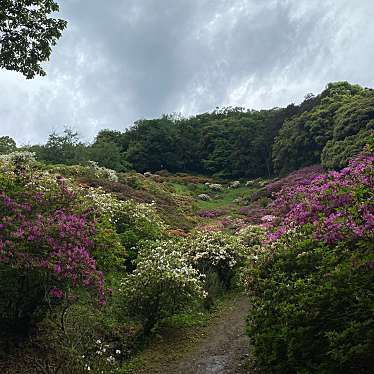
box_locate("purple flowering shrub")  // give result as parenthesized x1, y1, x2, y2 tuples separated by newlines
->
(268, 154, 374, 242)
(266, 164, 324, 195)
(239, 202, 270, 224)
(197, 209, 225, 218)
(0, 194, 105, 299)
(244, 153, 374, 373)
(0, 170, 108, 334)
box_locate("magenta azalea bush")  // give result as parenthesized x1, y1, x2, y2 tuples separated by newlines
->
(0, 193, 105, 303)
(197, 209, 225, 218)
(266, 164, 324, 195)
(244, 153, 374, 373)
(268, 154, 374, 243)
(0, 160, 112, 334)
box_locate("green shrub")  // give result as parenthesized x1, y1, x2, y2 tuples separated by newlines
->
(243, 228, 374, 374)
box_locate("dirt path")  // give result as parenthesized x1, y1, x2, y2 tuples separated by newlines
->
(127, 295, 250, 374)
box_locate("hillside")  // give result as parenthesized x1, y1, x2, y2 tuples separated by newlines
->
(0, 83, 373, 374)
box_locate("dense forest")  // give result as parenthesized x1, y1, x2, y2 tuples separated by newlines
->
(6, 81, 370, 179)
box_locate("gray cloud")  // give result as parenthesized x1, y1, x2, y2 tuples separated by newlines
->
(1, 0, 373, 145)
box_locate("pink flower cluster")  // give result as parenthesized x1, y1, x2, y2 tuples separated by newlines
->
(0, 191, 105, 304)
(268, 154, 374, 244)
(198, 209, 225, 218)
(266, 165, 324, 195)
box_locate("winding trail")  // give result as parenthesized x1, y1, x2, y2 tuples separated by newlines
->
(128, 295, 250, 374)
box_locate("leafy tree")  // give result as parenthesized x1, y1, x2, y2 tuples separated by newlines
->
(272, 82, 364, 174)
(125, 117, 179, 172)
(37, 128, 88, 165)
(0, 0, 67, 78)
(321, 130, 372, 170)
(89, 140, 130, 172)
(333, 90, 374, 140)
(0, 135, 16, 154)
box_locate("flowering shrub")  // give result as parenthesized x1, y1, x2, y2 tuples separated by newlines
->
(197, 209, 224, 218)
(0, 189, 106, 331)
(268, 154, 374, 243)
(50, 161, 119, 182)
(244, 153, 374, 373)
(238, 225, 266, 249)
(266, 164, 323, 195)
(0, 150, 36, 164)
(0, 158, 123, 334)
(86, 160, 119, 182)
(75, 185, 166, 269)
(181, 231, 247, 305)
(239, 202, 270, 224)
(183, 231, 246, 271)
(121, 240, 205, 332)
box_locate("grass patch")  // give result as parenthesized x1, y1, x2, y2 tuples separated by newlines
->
(195, 187, 253, 211)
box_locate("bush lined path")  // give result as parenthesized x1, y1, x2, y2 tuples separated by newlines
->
(127, 295, 250, 374)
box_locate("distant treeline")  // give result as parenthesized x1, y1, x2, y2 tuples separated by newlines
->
(2, 81, 373, 178)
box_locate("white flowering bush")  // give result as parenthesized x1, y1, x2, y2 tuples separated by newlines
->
(179, 232, 247, 306)
(86, 160, 119, 182)
(121, 240, 205, 332)
(0, 151, 38, 186)
(0, 150, 36, 163)
(238, 225, 267, 252)
(49, 161, 118, 182)
(183, 231, 246, 273)
(79, 187, 167, 268)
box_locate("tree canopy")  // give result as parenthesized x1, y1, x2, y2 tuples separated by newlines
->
(0, 0, 66, 78)
(14, 81, 374, 179)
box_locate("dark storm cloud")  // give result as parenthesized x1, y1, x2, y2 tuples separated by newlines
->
(1, 0, 374, 145)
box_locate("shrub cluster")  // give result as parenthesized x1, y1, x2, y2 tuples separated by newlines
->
(242, 154, 374, 373)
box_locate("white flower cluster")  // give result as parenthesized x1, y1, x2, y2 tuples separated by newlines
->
(82, 339, 122, 372)
(182, 231, 246, 269)
(86, 160, 119, 182)
(122, 240, 205, 294)
(0, 150, 36, 163)
(80, 187, 166, 232)
(121, 240, 206, 321)
(237, 225, 268, 262)
(0, 151, 37, 181)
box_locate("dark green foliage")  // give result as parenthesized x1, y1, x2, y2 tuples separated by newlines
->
(0, 136, 16, 154)
(321, 91, 374, 169)
(272, 82, 365, 174)
(119, 107, 301, 178)
(333, 90, 374, 140)
(35, 128, 89, 165)
(321, 129, 372, 169)
(0, 267, 51, 337)
(89, 140, 130, 172)
(246, 235, 374, 373)
(125, 116, 179, 172)
(0, 0, 67, 78)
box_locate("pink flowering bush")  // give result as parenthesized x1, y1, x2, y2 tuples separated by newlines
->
(197, 209, 225, 218)
(268, 154, 374, 243)
(244, 153, 374, 373)
(266, 164, 323, 195)
(0, 160, 109, 335)
(0, 191, 106, 333)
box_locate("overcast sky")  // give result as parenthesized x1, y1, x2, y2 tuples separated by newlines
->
(1, 0, 374, 145)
